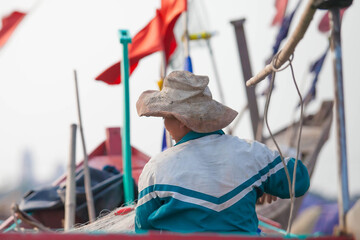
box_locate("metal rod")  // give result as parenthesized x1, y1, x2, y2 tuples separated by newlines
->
(64, 124, 77, 231)
(329, 8, 350, 233)
(228, 104, 248, 135)
(74, 70, 96, 222)
(119, 29, 134, 205)
(206, 39, 225, 104)
(230, 18, 260, 140)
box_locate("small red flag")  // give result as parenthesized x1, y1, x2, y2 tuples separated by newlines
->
(318, 9, 346, 33)
(0, 11, 26, 48)
(271, 0, 288, 26)
(95, 0, 187, 85)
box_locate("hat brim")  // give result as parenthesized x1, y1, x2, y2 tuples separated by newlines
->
(136, 90, 238, 133)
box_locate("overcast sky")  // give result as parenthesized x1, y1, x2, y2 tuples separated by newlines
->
(0, 0, 359, 198)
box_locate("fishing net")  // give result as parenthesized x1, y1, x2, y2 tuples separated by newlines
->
(70, 205, 136, 233)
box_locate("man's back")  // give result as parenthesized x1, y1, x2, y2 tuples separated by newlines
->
(135, 134, 310, 232)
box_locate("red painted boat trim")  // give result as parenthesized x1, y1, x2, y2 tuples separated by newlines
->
(0, 232, 354, 240)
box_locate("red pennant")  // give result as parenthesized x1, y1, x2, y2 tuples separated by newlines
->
(0, 11, 26, 48)
(318, 9, 346, 33)
(271, 0, 288, 26)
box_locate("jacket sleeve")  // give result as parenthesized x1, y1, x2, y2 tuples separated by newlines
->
(263, 156, 310, 198)
(135, 192, 161, 232)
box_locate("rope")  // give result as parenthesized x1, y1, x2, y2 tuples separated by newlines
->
(288, 58, 304, 234)
(11, 203, 52, 232)
(264, 51, 304, 234)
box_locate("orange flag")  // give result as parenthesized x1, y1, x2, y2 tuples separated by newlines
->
(0, 11, 26, 48)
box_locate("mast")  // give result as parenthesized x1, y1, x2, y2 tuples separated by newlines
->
(314, 0, 353, 233)
(230, 19, 260, 140)
(331, 8, 350, 232)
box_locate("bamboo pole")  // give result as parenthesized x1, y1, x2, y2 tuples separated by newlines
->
(74, 70, 96, 222)
(64, 124, 77, 231)
(119, 30, 134, 205)
(246, 0, 317, 87)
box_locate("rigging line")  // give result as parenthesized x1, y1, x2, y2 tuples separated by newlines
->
(264, 52, 293, 234)
(263, 70, 294, 232)
(288, 59, 304, 234)
(287, 69, 308, 148)
(266, 51, 304, 233)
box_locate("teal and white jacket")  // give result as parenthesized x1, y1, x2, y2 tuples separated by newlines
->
(135, 131, 310, 233)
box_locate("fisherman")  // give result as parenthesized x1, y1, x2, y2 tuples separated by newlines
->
(134, 70, 310, 233)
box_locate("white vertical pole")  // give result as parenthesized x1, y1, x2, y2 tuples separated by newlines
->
(64, 124, 77, 231)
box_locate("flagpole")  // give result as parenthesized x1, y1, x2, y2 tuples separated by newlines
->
(119, 29, 134, 205)
(182, 2, 194, 73)
(159, 51, 173, 149)
(183, 8, 190, 59)
(74, 70, 96, 223)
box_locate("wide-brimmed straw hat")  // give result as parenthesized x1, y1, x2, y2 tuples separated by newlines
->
(136, 71, 238, 133)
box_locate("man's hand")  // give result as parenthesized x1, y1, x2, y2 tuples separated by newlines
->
(257, 193, 278, 204)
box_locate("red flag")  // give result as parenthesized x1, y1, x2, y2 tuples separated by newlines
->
(271, 0, 288, 26)
(318, 9, 346, 33)
(96, 11, 164, 85)
(0, 11, 26, 48)
(96, 0, 186, 85)
(129, 11, 164, 63)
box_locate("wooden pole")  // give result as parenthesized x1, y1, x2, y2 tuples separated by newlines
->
(119, 30, 134, 205)
(64, 124, 77, 231)
(230, 19, 260, 140)
(246, 0, 317, 87)
(74, 70, 96, 222)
